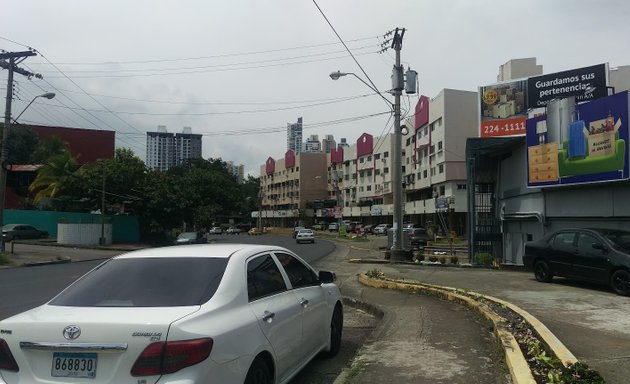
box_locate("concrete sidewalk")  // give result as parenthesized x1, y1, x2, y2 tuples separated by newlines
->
(324, 235, 629, 384)
(313, 238, 511, 383)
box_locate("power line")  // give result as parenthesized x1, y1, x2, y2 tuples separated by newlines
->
(35, 93, 376, 116)
(8, 36, 379, 65)
(36, 87, 378, 106)
(117, 111, 392, 137)
(30, 44, 378, 74)
(40, 51, 377, 79)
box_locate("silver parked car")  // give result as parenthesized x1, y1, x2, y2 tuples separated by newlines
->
(0, 244, 343, 383)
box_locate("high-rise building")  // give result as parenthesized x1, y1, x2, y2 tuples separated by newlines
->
(304, 134, 321, 152)
(287, 117, 303, 154)
(322, 134, 336, 153)
(338, 138, 350, 148)
(146, 126, 202, 171)
(226, 161, 245, 184)
(146, 125, 175, 171)
(175, 126, 202, 165)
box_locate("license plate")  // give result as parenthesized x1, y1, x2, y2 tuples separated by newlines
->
(51, 352, 97, 378)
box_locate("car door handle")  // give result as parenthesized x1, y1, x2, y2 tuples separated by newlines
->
(300, 299, 309, 308)
(262, 310, 275, 323)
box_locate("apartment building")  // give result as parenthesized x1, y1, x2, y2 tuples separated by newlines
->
(146, 126, 202, 171)
(286, 117, 303, 154)
(257, 90, 477, 231)
(401, 90, 478, 235)
(259, 151, 328, 227)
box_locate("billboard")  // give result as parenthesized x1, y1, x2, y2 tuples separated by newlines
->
(479, 79, 528, 137)
(526, 91, 629, 188)
(479, 63, 609, 138)
(527, 63, 608, 108)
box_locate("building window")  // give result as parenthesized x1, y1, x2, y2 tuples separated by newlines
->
(375, 169, 381, 175)
(438, 141, 443, 152)
(384, 167, 389, 174)
(430, 145, 435, 154)
(423, 170, 428, 178)
(384, 151, 389, 158)
(439, 185, 445, 196)
(360, 157, 365, 163)
(438, 164, 444, 174)
(367, 185, 372, 191)
(367, 155, 372, 161)
(431, 168, 436, 176)
(374, 154, 381, 160)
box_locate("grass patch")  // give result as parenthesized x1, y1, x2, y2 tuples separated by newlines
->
(342, 361, 365, 383)
(0, 253, 13, 266)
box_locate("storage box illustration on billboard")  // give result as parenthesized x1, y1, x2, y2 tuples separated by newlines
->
(479, 79, 528, 138)
(526, 91, 629, 188)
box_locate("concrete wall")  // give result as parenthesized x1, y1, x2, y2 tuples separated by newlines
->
(58, 223, 112, 245)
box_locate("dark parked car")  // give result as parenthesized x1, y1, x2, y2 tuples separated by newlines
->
(406, 227, 429, 250)
(2, 224, 48, 242)
(362, 224, 375, 235)
(174, 231, 207, 245)
(523, 228, 630, 296)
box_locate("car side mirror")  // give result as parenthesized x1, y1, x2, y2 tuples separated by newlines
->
(319, 270, 336, 284)
(592, 243, 608, 253)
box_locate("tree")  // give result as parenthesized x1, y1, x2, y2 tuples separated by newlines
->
(28, 151, 79, 204)
(5, 125, 38, 165)
(32, 136, 69, 163)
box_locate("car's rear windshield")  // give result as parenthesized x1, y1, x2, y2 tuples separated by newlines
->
(49, 257, 228, 307)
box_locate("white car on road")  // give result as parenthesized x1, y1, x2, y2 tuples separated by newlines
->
(0, 244, 343, 384)
(295, 229, 315, 244)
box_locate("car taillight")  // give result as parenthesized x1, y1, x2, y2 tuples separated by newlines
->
(131, 338, 213, 376)
(0, 338, 19, 372)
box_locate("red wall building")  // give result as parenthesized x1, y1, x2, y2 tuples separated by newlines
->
(30, 125, 116, 164)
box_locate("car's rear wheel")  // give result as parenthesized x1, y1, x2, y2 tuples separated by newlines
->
(324, 303, 343, 358)
(611, 270, 630, 296)
(244, 358, 272, 384)
(534, 260, 553, 283)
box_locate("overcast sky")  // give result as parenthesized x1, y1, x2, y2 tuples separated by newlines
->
(3, 0, 630, 176)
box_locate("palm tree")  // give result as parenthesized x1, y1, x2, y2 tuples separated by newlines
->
(28, 151, 79, 204)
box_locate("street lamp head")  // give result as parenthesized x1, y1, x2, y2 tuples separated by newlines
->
(329, 71, 347, 80)
(40, 92, 56, 100)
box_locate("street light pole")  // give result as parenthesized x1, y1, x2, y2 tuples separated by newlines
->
(329, 28, 408, 261)
(13, 92, 56, 123)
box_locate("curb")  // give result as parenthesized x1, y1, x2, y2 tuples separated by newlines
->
(358, 273, 578, 384)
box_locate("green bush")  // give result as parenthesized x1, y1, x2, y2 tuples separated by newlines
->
(475, 252, 493, 266)
(560, 362, 606, 384)
(0, 253, 12, 266)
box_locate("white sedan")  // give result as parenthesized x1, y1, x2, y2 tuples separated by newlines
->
(0, 244, 343, 384)
(295, 229, 315, 244)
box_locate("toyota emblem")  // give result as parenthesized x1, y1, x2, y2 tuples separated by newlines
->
(63, 325, 81, 340)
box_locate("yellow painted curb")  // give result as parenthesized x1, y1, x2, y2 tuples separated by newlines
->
(359, 273, 539, 384)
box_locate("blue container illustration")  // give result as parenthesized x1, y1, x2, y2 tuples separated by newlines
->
(568, 120, 587, 159)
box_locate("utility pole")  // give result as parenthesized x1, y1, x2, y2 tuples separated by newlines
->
(0, 51, 39, 252)
(390, 28, 406, 261)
